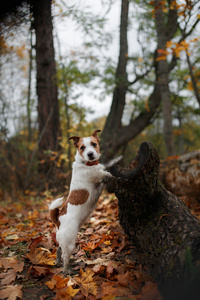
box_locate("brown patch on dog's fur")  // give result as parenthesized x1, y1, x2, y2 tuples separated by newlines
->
(50, 208, 60, 228)
(91, 130, 101, 142)
(60, 201, 68, 217)
(77, 138, 85, 156)
(50, 190, 89, 229)
(68, 189, 89, 205)
(50, 199, 68, 229)
(90, 137, 100, 153)
(68, 136, 82, 148)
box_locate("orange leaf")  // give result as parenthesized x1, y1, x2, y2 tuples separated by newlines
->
(56, 286, 80, 299)
(54, 275, 69, 289)
(156, 55, 167, 61)
(45, 274, 69, 291)
(45, 277, 57, 290)
(75, 269, 97, 297)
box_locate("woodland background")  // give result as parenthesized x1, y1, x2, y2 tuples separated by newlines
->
(0, 0, 200, 195)
(0, 1, 200, 299)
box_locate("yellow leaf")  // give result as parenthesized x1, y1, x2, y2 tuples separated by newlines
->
(66, 286, 80, 297)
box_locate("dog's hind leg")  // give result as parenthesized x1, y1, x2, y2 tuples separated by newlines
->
(60, 229, 78, 275)
(55, 246, 62, 267)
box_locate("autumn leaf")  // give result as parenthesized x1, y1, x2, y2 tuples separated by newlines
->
(116, 271, 132, 287)
(28, 265, 53, 278)
(141, 281, 163, 300)
(75, 269, 97, 297)
(45, 274, 69, 290)
(156, 48, 169, 61)
(28, 236, 44, 248)
(55, 286, 80, 300)
(0, 285, 23, 300)
(26, 246, 56, 266)
(106, 263, 114, 279)
(45, 276, 57, 290)
(0, 269, 17, 285)
(99, 281, 136, 299)
(0, 257, 24, 273)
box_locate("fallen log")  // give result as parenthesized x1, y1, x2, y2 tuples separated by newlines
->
(159, 150, 200, 200)
(109, 142, 200, 300)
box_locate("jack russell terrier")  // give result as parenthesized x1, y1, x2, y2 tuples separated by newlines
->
(49, 130, 112, 274)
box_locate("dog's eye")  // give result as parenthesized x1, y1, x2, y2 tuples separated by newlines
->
(91, 142, 97, 148)
(80, 145, 85, 151)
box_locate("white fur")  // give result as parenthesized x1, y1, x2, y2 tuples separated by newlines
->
(49, 197, 64, 210)
(81, 137, 101, 162)
(49, 135, 111, 274)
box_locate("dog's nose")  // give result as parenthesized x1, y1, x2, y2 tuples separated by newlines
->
(87, 152, 94, 159)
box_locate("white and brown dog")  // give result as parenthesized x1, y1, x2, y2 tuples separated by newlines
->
(49, 130, 112, 274)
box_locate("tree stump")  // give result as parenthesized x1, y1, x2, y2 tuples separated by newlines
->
(109, 142, 200, 300)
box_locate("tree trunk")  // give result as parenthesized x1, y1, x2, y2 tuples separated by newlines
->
(27, 24, 33, 142)
(109, 142, 200, 299)
(101, 0, 129, 161)
(154, 0, 175, 156)
(31, 0, 61, 180)
(31, 0, 61, 151)
(159, 150, 200, 201)
(101, 0, 162, 163)
(101, 0, 180, 163)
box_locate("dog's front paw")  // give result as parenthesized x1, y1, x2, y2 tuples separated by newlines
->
(104, 171, 113, 178)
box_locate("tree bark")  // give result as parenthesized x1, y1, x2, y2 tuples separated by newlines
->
(101, 0, 129, 161)
(31, 0, 61, 153)
(154, 0, 176, 156)
(109, 142, 200, 299)
(31, 0, 61, 181)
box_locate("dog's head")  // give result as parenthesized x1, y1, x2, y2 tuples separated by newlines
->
(69, 130, 101, 165)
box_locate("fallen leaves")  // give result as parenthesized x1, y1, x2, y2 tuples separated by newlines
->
(0, 269, 17, 285)
(74, 269, 97, 297)
(0, 285, 23, 300)
(26, 246, 56, 266)
(0, 192, 163, 299)
(0, 257, 24, 272)
(0, 257, 24, 300)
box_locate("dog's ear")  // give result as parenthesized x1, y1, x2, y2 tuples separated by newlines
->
(91, 130, 101, 141)
(68, 136, 81, 148)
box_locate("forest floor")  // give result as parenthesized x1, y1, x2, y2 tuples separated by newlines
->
(0, 191, 199, 300)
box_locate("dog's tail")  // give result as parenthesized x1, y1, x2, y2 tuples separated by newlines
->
(49, 197, 64, 227)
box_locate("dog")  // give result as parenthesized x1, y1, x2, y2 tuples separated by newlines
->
(49, 130, 112, 274)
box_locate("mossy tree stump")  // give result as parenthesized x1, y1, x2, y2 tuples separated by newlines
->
(109, 142, 200, 299)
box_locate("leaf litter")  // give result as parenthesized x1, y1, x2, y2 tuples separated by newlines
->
(0, 192, 163, 299)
